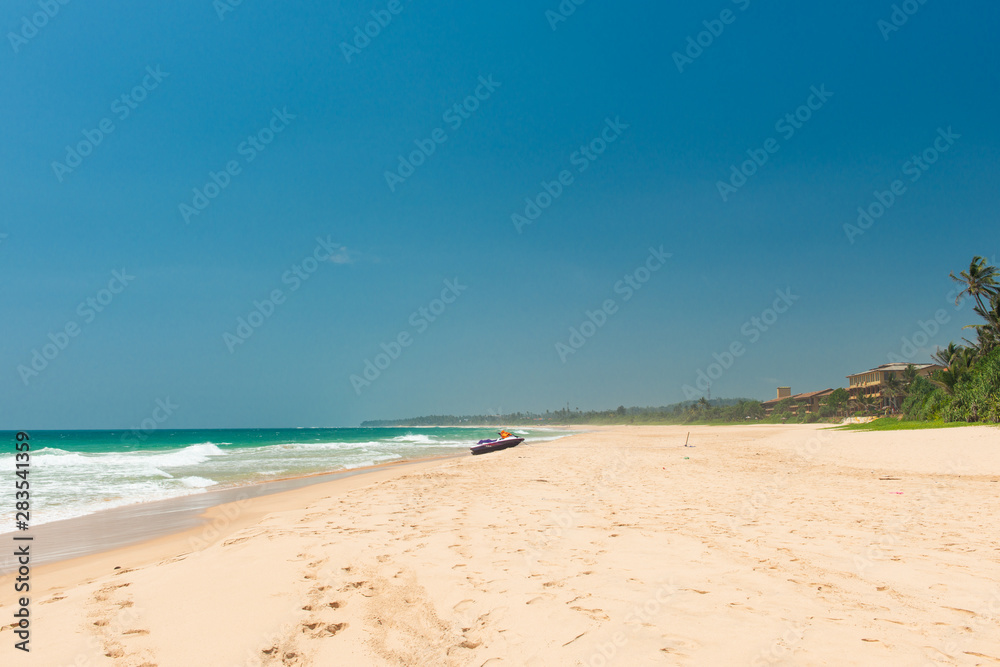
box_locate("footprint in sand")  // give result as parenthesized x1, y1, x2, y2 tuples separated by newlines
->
(660, 635, 701, 656)
(302, 621, 347, 637)
(321, 623, 347, 636)
(526, 593, 556, 605)
(453, 599, 475, 612)
(571, 606, 610, 621)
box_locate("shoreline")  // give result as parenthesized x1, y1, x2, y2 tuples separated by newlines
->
(0, 453, 465, 576)
(0, 452, 476, 631)
(2, 425, 585, 572)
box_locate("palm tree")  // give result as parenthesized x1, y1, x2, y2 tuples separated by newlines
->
(964, 323, 999, 358)
(931, 346, 978, 395)
(932, 342, 963, 367)
(950, 256, 1000, 315)
(882, 374, 904, 413)
(826, 388, 850, 418)
(967, 292, 1000, 349)
(851, 393, 877, 416)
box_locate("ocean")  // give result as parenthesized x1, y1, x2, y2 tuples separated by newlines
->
(1, 427, 570, 529)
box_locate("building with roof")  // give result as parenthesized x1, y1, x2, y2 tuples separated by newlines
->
(761, 387, 836, 416)
(846, 362, 944, 410)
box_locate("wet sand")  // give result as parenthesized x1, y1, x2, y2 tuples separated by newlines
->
(0, 454, 461, 571)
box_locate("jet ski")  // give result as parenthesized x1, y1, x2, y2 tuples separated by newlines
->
(470, 435, 524, 455)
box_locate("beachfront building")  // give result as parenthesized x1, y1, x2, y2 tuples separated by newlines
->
(845, 362, 943, 409)
(761, 387, 835, 416)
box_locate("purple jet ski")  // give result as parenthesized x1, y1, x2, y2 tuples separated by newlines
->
(470, 433, 524, 455)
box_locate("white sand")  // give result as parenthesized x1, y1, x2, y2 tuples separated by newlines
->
(2, 424, 998, 665)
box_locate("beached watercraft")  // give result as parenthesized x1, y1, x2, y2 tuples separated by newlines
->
(470, 436, 524, 455)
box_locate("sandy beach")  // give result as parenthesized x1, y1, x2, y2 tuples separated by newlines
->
(2, 424, 999, 666)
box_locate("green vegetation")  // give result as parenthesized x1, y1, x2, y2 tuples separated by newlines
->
(902, 255, 1000, 424)
(361, 398, 766, 427)
(832, 417, 986, 432)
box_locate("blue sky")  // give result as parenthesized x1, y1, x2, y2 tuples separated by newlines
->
(2, 1, 998, 428)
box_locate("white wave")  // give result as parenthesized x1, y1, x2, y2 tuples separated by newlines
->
(27, 443, 228, 472)
(273, 441, 383, 451)
(527, 433, 575, 442)
(32, 446, 73, 454)
(149, 443, 227, 467)
(0, 478, 214, 527)
(179, 476, 217, 488)
(413, 438, 475, 446)
(341, 454, 402, 470)
(21, 451, 91, 468)
(388, 434, 435, 444)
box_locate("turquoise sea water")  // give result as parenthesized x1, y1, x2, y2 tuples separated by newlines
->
(1, 427, 568, 528)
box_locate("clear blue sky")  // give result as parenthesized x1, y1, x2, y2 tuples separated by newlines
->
(2, 1, 998, 428)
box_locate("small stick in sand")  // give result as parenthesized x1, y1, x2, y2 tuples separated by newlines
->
(684, 432, 690, 447)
